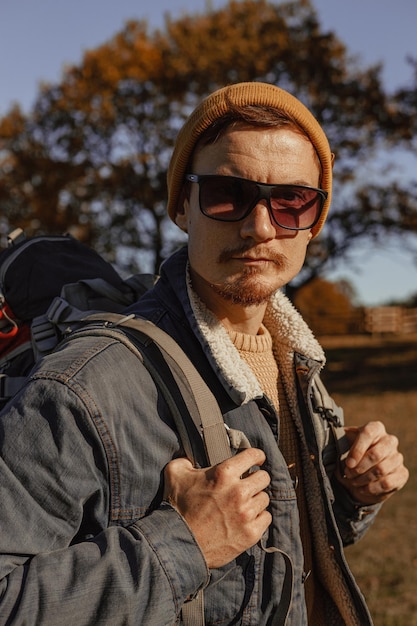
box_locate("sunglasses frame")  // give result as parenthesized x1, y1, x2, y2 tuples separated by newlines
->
(186, 173, 327, 231)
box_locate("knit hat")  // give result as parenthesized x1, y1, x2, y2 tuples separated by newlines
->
(167, 82, 333, 237)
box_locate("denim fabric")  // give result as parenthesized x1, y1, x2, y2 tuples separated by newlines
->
(0, 246, 377, 625)
(0, 334, 209, 625)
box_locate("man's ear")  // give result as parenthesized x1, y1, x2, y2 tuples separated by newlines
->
(175, 185, 189, 232)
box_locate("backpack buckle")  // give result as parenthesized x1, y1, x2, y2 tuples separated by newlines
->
(31, 315, 60, 358)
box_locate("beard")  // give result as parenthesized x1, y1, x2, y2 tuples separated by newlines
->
(210, 244, 289, 307)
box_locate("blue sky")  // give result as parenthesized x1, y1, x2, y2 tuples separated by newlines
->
(1, 0, 416, 305)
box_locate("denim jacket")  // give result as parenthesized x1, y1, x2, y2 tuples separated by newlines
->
(0, 246, 378, 625)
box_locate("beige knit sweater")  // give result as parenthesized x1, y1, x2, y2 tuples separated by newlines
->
(228, 325, 325, 623)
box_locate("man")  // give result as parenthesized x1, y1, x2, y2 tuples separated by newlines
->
(0, 82, 408, 625)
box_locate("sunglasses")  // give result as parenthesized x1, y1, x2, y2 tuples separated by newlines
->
(186, 174, 327, 231)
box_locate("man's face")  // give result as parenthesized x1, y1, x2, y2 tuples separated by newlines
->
(175, 126, 321, 315)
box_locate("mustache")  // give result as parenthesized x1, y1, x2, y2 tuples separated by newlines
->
(218, 244, 288, 268)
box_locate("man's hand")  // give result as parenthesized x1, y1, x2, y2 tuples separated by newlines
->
(338, 421, 409, 505)
(163, 448, 271, 569)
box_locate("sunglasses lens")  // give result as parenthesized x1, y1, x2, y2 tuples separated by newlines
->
(199, 177, 254, 221)
(270, 187, 322, 229)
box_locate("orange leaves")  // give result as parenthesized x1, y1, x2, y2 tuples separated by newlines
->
(158, 1, 291, 89)
(53, 20, 164, 121)
(80, 25, 161, 86)
(293, 277, 359, 336)
(0, 105, 26, 140)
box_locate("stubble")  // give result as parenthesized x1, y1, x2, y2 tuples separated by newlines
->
(211, 244, 289, 306)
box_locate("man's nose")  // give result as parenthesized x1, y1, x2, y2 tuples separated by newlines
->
(239, 201, 276, 242)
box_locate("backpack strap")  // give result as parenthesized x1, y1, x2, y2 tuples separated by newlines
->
(181, 592, 205, 626)
(84, 312, 233, 467)
(0, 338, 33, 406)
(0, 373, 29, 403)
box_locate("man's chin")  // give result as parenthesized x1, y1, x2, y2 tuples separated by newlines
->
(212, 275, 278, 306)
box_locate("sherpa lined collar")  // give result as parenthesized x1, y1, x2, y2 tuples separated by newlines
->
(186, 265, 325, 405)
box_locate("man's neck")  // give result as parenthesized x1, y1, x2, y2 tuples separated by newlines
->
(217, 306, 267, 335)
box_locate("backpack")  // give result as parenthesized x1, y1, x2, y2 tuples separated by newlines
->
(0, 228, 153, 407)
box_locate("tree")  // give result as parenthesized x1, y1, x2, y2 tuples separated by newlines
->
(293, 277, 362, 335)
(0, 0, 416, 280)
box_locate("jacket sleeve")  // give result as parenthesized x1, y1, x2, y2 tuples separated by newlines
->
(0, 369, 209, 625)
(331, 476, 382, 546)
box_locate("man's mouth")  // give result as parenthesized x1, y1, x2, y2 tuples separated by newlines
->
(238, 255, 272, 262)
(219, 245, 289, 270)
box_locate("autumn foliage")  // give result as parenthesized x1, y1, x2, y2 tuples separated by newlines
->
(294, 277, 362, 335)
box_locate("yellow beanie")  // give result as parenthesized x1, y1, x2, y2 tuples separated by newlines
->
(167, 82, 333, 237)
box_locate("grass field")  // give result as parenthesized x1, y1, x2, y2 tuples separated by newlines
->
(320, 334, 417, 626)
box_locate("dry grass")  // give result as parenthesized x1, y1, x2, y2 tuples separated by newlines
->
(320, 334, 417, 626)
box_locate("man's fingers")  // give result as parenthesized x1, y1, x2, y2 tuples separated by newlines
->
(341, 463, 409, 503)
(207, 448, 271, 501)
(344, 421, 388, 470)
(339, 421, 409, 505)
(211, 447, 267, 478)
(344, 452, 403, 487)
